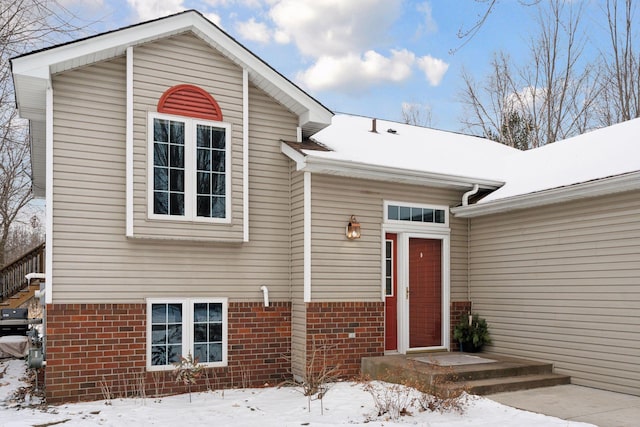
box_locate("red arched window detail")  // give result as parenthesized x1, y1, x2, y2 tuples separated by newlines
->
(157, 84, 223, 121)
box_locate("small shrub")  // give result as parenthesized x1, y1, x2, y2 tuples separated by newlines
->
(362, 380, 415, 420)
(99, 376, 112, 405)
(281, 339, 342, 415)
(361, 361, 470, 421)
(453, 313, 491, 352)
(412, 366, 469, 413)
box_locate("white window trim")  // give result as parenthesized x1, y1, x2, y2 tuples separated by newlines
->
(384, 200, 449, 228)
(146, 297, 229, 371)
(147, 112, 232, 223)
(385, 238, 394, 298)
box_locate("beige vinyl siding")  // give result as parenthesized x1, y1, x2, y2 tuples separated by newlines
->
(468, 190, 640, 396)
(310, 174, 469, 301)
(132, 32, 244, 240)
(290, 169, 306, 377)
(51, 37, 298, 303)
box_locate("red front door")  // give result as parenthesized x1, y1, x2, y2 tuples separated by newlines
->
(408, 238, 442, 348)
(384, 233, 398, 351)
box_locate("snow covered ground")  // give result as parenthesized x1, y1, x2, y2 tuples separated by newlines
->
(0, 358, 594, 426)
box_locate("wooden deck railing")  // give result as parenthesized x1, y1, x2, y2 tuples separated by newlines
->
(0, 243, 45, 303)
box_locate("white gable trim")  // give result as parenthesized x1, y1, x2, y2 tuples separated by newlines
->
(12, 10, 332, 134)
(13, 10, 332, 204)
(452, 171, 640, 218)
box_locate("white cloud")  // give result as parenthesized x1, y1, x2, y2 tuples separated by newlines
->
(506, 86, 542, 113)
(204, 13, 223, 27)
(269, 0, 403, 58)
(417, 2, 437, 33)
(127, 0, 185, 21)
(273, 29, 290, 44)
(297, 49, 415, 93)
(235, 18, 271, 43)
(122, 0, 449, 94)
(417, 55, 449, 86)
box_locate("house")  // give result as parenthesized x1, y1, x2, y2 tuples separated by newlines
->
(10, 10, 640, 403)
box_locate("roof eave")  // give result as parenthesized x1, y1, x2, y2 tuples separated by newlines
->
(280, 146, 504, 190)
(451, 171, 640, 218)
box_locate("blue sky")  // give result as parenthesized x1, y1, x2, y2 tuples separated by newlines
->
(57, 0, 610, 133)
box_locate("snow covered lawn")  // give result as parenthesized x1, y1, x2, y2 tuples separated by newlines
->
(1, 358, 594, 426)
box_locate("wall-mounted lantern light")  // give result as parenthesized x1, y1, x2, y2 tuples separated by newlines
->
(346, 215, 361, 240)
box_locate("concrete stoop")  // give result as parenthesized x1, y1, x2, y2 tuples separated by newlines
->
(361, 353, 571, 396)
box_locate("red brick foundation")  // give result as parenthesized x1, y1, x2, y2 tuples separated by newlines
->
(44, 302, 291, 403)
(306, 301, 384, 378)
(450, 301, 472, 351)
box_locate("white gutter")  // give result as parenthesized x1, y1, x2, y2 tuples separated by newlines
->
(280, 142, 504, 191)
(452, 171, 640, 218)
(304, 157, 503, 190)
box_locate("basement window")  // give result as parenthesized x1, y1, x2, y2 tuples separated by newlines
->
(146, 298, 228, 370)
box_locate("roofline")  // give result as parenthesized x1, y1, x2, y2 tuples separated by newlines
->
(451, 170, 640, 218)
(11, 9, 332, 133)
(281, 142, 504, 190)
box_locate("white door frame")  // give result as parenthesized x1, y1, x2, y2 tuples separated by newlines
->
(383, 226, 450, 354)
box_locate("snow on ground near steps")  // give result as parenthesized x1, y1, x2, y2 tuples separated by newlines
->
(0, 358, 32, 407)
(0, 359, 594, 427)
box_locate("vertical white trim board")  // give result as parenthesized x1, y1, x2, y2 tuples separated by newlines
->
(242, 68, 249, 242)
(125, 46, 134, 237)
(45, 83, 53, 305)
(303, 171, 311, 302)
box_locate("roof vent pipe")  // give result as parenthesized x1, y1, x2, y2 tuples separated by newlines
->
(462, 184, 480, 206)
(370, 118, 377, 133)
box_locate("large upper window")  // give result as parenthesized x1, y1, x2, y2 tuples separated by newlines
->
(147, 298, 228, 370)
(148, 112, 230, 222)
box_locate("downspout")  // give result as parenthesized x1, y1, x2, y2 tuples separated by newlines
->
(260, 285, 269, 307)
(467, 218, 471, 302)
(461, 184, 479, 304)
(462, 184, 479, 206)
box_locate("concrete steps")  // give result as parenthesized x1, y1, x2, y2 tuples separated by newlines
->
(444, 372, 570, 395)
(362, 353, 571, 396)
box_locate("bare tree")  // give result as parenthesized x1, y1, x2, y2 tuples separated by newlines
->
(0, 108, 32, 267)
(597, 0, 640, 126)
(1, 0, 82, 267)
(452, 0, 542, 54)
(460, 0, 601, 148)
(401, 102, 433, 127)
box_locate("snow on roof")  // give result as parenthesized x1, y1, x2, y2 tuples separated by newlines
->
(479, 117, 640, 203)
(308, 114, 520, 186)
(307, 114, 640, 205)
